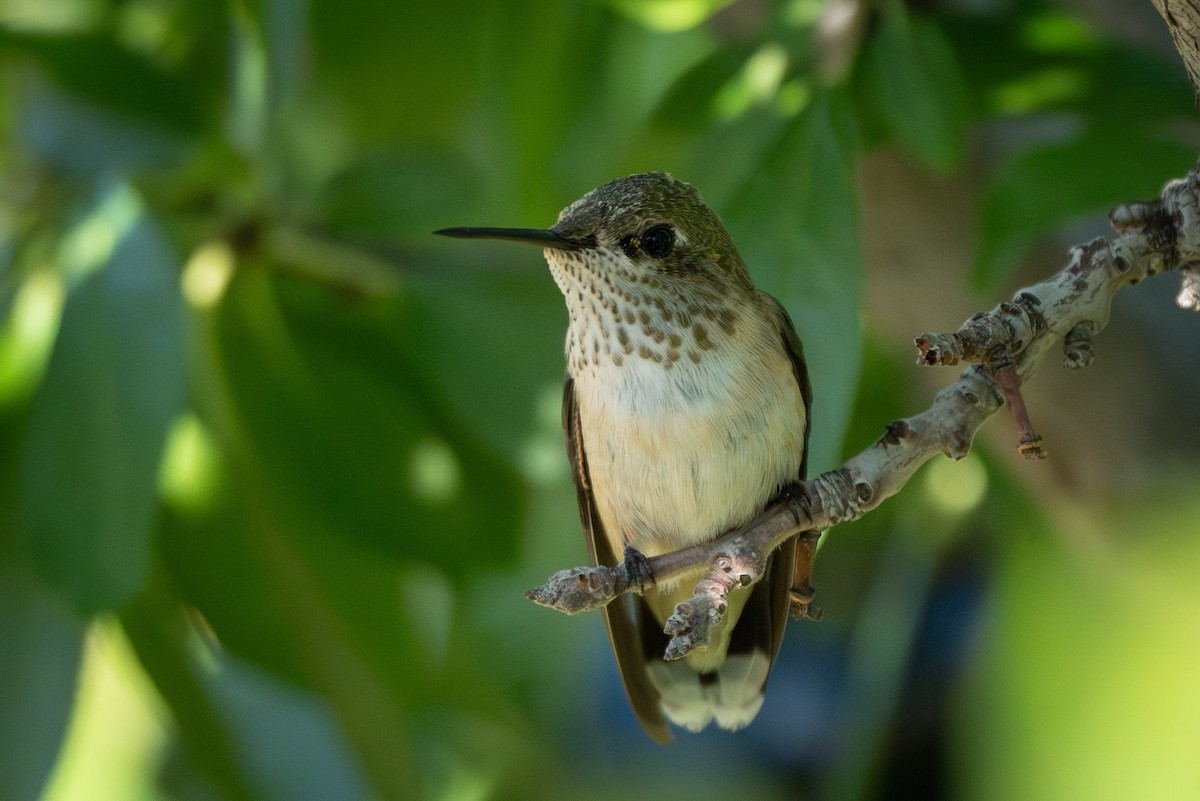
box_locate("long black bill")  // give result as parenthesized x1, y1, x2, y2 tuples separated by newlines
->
(433, 226, 581, 250)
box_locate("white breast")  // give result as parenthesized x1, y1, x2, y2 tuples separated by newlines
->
(571, 306, 807, 561)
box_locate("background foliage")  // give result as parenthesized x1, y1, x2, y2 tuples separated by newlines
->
(2, 0, 1200, 799)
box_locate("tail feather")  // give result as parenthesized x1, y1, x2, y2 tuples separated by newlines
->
(646, 651, 770, 731)
(636, 545, 793, 733)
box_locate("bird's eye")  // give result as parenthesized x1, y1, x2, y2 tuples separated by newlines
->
(640, 224, 674, 258)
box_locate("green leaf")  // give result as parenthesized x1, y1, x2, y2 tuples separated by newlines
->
(403, 265, 567, 465)
(207, 271, 525, 577)
(563, 12, 714, 181)
(122, 566, 374, 801)
(863, 7, 969, 173)
(956, 491, 1200, 800)
(121, 574, 260, 801)
(721, 90, 864, 472)
(320, 149, 480, 240)
(16, 75, 187, 175)
(486, 0, 611, 219)
(157, 498, 310, 688)
(604, 0, 736, 32)
(0, 30, 209, 133)
(157, 493, 419, 797)
(648, 43, 757, 131)
(942, 8, 1193, 123)
(308, 0, 487, 144)
(972, 130, 1196, 289)
(202, 660, 372, 801)
(15, 180, 187, 612)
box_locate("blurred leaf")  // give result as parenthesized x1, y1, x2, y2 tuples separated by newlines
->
(121, 575, 259, 801)
(157, 493, 419, 799)
(942, 6, 1193, 123)
(308, 0, 486, 144)
(723, 89, 863, 472)
(941, 8, 1082, 117)
(972, 130, 1196, 289)
(488, 0, 607, 219)
(320, 149, 479, 239)
(862, 7, 968, 173)
(0, 29, 208, 133)
(15, 179, 187, 612)
(123, 567, 373, 801)
(1075, 42, 1195, 125)
(157, 499, 310, 688)
(5, 0, 1200, 797)
(207, 271, 525, 577)
(15, 73, 187, 175)
(649, 42, 756, 131)
(605, 0, 736, 32)
(402, 264, 564, 465)
(955, 490, 1200, 801)
(678, 108, 792, 209)
(0, 269, 65, 407)
(37, 619, 169, 801)
(204, 660, 372, 801)
(559, 12, 713, 184)
(0, 563, 84, 801)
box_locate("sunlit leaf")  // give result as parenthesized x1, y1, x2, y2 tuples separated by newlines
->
(606, 0, 735, 32)
(0, 270, 65, 407)
(0, 565, 84, 801)
(942, 7, 1192, 123)
(649, 43, 756, 130)
(956, 491, 1200, 800)
(37, 621, 168, 801)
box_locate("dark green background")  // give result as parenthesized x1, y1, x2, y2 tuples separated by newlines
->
(2, 1, 1200, 799)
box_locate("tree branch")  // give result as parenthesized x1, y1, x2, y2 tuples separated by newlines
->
(1152, 0, 1200, 99)
(528, 162, 1200, 660)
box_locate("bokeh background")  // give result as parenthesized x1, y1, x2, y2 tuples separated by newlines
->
(3, 0, 1200, 799)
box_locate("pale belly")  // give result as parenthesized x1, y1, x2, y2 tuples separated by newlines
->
(574, 343, 807, 560)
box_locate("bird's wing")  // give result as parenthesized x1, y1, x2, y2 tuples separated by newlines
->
(563, 377, 672, 744)
(764, 294, 816, 651)
(766, 295, 813, 479)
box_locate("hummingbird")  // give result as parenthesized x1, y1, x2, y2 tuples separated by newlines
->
(437, 172, 813, 743)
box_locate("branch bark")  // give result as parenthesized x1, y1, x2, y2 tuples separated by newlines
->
(1153, 0, 1200, 98)
(528, 162, 1200, 660)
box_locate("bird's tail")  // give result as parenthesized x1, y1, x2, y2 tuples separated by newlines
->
(638, 543, 794, 732)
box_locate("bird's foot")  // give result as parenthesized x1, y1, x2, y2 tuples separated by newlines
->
(622, 545, 654, 596)
(788, 525, 822, 621)
(788, 584, 822, 621)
